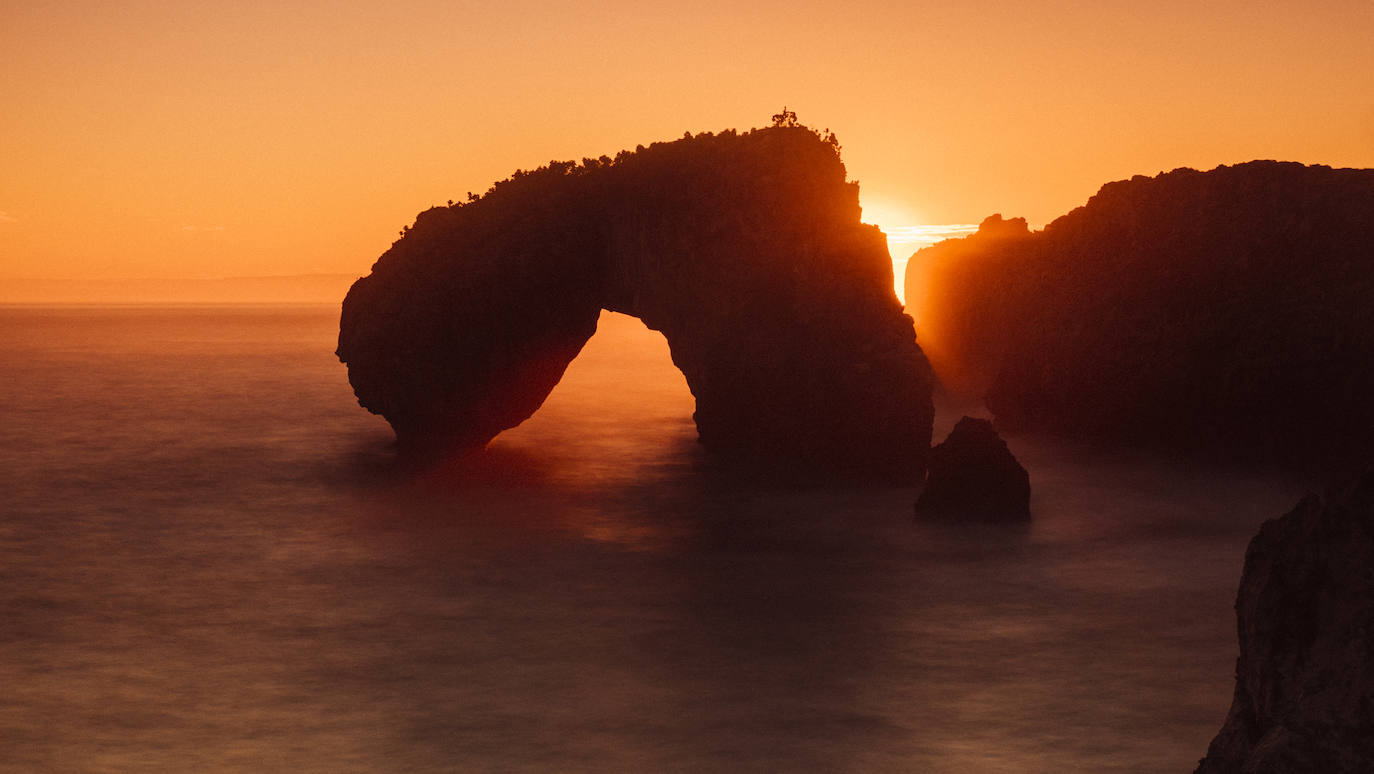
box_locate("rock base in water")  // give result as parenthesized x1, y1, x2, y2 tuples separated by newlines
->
(915, 416, 1029, 519)
(1194, 470, 1374, 773)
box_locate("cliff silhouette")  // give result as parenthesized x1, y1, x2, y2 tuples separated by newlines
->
(1195, 470, 1374, 773)
(338, 125, 935, 480)
(906, 161, 1374, 465)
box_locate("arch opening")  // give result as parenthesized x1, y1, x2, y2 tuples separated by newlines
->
(486, 311, 698, 481)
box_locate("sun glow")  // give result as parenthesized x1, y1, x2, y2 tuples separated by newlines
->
(860, 196, 924, 236)
(861, 195, 981, 304)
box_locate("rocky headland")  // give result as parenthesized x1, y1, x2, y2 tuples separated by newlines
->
(905, 161, 1374, 466)
(338, 126, 935, 480)
(1194, 470, 1374, 773)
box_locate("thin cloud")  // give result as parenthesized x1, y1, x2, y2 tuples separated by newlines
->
(887, 224, 985, 304)
(0, 211, 18, 224)
(884, 224, 981, 248)
(181, 225, 226, 232)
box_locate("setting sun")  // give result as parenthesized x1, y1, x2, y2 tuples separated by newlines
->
(863, 189, 980, 302)
(3, 1, 1370, 301)
(4, 1, 1373, 771)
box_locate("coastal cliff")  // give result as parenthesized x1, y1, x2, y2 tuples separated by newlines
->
(1194, 471, 1374, 773)
(905, 161, 1374, 465)
(338, 126, 935, 480)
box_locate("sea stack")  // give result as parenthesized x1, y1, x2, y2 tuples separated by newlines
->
(915, 416, 1030, 519)
(1194, 470, 1374, 773)
(337, 126, 935, 481)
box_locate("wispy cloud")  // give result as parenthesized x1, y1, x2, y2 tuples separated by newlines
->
(0, 211, 18, 224)
(884, 224, 981, 264)
(181, 225, 226, 232)
(887, 225, 984, 303)
(884, 224, 980, 248)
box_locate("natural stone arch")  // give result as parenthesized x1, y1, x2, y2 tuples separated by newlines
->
(337, 126, 935, 481)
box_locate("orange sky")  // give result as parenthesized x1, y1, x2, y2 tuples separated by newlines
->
(3, 0, 1372, 289)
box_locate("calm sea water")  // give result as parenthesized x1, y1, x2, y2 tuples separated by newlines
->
(0, 306, 1305, 773)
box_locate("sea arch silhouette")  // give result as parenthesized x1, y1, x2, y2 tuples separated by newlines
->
(337, 127, 934, 480)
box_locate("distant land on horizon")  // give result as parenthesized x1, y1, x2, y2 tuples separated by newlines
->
(0, 273, 359, 305)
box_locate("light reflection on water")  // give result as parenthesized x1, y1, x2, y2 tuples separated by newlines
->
(0, 306, 1304, 772)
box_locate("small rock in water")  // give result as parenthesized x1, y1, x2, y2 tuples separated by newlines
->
(915, 416, 1029, 519)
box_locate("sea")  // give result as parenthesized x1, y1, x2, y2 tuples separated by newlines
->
(0, 305, 1307, 773)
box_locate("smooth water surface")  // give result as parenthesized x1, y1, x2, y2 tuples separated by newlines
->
(0, 306, 1304, 772)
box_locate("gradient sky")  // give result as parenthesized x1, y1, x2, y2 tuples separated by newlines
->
(3, 0, 1372, 284)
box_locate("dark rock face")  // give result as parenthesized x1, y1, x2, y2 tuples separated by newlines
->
(904, 162, 1374, 466)
(337, 127, 935, 480)
(902, 214, 1033, 398)
(915, 416, 1029, 518)
(1194, 470, 1374, 774)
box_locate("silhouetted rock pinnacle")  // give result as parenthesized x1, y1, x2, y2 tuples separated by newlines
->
(338, 126, 935, 481)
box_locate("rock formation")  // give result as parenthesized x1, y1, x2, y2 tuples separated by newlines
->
(337, 126, 935, 480)
(1194, 470, 1374, 773)
(901, 214, 1033, 398)
(915, 416, 1029, 519)
(904, 161, 1374, 465)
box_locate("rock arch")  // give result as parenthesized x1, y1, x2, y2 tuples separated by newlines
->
(337, 126, 934, 481)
